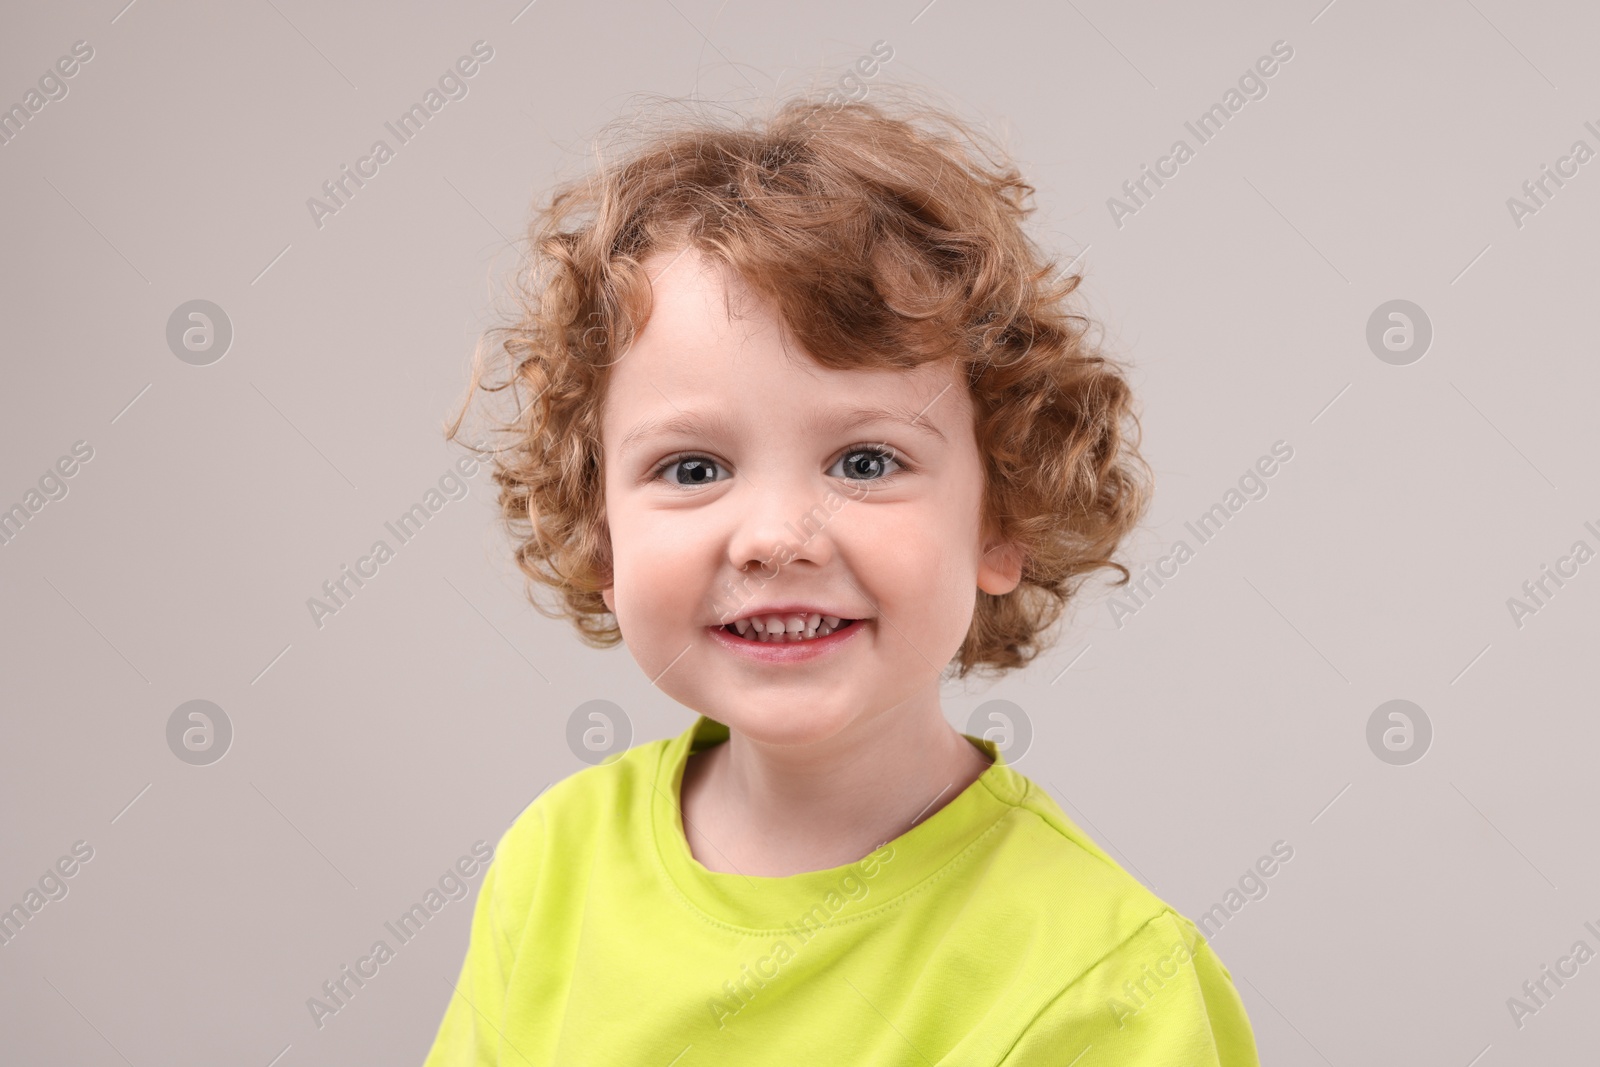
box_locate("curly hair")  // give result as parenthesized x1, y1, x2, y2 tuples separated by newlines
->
(445, 86, 1152, 680)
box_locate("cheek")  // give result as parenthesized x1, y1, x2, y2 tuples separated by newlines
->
(881, 473, 987, 632)
(608, 509, 711, 618)
(856, 504, 978, 619)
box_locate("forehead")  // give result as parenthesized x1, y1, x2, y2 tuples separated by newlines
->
(601, 247, 967, 445)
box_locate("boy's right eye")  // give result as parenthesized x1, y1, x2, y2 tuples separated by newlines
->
(654, 454, 725, 488)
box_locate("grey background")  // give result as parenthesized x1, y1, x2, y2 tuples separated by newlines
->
(2, 0, 1595, 1063)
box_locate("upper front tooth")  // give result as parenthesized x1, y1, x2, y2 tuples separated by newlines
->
(805, 613, 822, 631)
(783, 615, 804, 633)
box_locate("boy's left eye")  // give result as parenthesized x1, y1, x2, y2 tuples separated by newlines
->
(828, 445, 902, 481)
(652, 445, 904, 487)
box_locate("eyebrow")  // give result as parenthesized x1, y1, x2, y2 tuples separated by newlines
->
(620, 403, 949, 453)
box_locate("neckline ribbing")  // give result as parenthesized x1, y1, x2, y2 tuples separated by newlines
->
(650, 714, 1023, 931)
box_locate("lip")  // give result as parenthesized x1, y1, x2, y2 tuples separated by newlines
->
(705, 617, 868, 663)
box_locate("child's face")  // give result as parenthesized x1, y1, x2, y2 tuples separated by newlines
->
(599, 246, 1021, 747)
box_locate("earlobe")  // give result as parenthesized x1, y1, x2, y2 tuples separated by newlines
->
(977, 541, 1023, 596)
(601, 587, 615, 613)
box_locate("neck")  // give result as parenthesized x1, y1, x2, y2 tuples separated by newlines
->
(688, 693, 992, 876)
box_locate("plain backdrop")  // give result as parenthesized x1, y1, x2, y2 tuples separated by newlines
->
(2, 0, 1597, 1063)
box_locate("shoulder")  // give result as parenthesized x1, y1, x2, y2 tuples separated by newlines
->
(971, 770, 1258, 1063)
(490, 730, 674, 869)
(467, 726, 684, 959)
(997, 907, 1260, 1065)
(473, 729, 675, 895)
(974, 765, 1175, 948)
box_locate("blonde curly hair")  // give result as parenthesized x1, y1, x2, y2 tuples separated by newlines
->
(446, 87, 1151, 680)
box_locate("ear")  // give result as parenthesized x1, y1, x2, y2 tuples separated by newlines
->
(601, 586, 615, 613)
(977, 537, 1023, 596)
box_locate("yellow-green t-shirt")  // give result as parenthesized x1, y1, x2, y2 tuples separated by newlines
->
(422, 715, 1260, 1065)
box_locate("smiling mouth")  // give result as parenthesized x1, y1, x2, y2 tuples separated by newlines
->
(719, 615, 860, 643)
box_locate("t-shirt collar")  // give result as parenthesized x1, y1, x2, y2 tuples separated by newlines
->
(649, 714, 1017, 931)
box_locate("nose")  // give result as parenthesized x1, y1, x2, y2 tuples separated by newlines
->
(724, 466, 839, 578)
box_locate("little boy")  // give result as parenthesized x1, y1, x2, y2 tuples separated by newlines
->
(425, 89, 1260, 1065)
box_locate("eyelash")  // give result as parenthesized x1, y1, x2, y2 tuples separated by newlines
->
(650, 443, 910, 489)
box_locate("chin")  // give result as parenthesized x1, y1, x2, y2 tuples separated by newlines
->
(713, 702, 862, 747)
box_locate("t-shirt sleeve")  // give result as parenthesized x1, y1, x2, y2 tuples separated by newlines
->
(422, 812, 543, 1067)
(998, 910, 1260, 1067)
